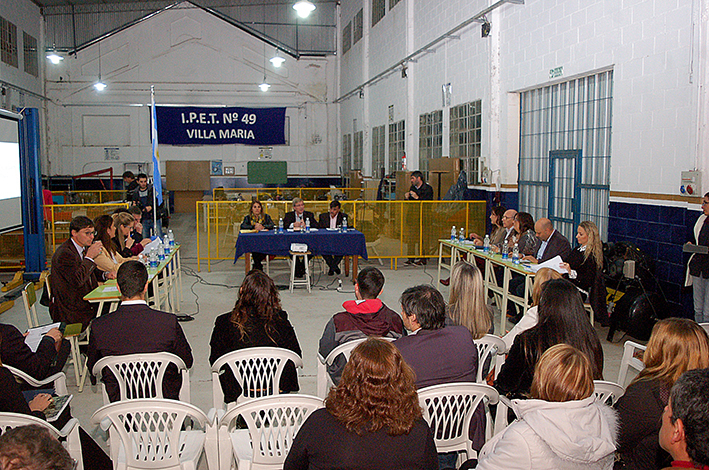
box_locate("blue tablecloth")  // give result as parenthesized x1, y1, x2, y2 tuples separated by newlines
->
(234, 229, 368, 262)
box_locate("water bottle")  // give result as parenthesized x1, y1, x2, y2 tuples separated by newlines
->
(149, 249, 158, 268)
(451, 226, 457, 241)
(501, 241, 509, 260)
(483, 234, 490, 252)
(157, 240, 165, 261)
(512, 243, 520, 264)
(459, 227, 465, 242)
(305, 218, 311, 233)
(163, 234, 171, 254)
(342, 217, 348, 232)
(168, 229, 175, 247)
(278, 217, 284, 233)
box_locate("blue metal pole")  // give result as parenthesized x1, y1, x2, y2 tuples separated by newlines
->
(19, 108, 46, 280)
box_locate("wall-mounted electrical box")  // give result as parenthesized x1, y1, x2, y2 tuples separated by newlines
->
(681, 171, 701, 196)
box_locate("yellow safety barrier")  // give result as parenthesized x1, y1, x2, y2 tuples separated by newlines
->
(46, 203, 130, 254)
(0, 202, 130, 267)
(196, 200, 486, 272)
(51, 190, 127, 204)
(213, 187, 366, 202)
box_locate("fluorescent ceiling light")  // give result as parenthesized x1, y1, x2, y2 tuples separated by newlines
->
(293, 0, 316, 18)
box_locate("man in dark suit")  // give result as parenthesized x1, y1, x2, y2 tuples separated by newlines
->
(393, 284, 482, 462)
(0, 323, 70, 381)
(318, 200, 347, 275)
(283, 197, 318, 278)
(49, 216, 113, 330)
(404, 171, 434, 266)
(523, 217, 572, 263)
(87, 260, 193, 402)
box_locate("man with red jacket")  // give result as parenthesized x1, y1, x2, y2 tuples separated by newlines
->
(319, 267, 405, 384)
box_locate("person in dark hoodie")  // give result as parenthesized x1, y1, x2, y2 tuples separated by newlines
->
(319, 267, 405, 384)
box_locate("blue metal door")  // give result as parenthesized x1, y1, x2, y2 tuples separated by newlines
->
(548, 149, 582, 242)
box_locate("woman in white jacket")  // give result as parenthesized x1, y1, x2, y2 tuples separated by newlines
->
(476, 344, 617, 470)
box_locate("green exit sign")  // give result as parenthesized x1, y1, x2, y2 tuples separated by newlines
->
(549, 66, 564, 78)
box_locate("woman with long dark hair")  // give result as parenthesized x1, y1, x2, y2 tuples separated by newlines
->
(615, 318, 709, 470)
(512, 212, 540, 257)
(495, 278, 604, 397)
(209, 269, 301, 404)
(284, 338, 437, 470)
(92, 214, 129, 275)
(240, 200, 275, 271)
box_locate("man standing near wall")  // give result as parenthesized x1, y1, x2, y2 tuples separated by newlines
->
(130, 173, 163, 238)
(404, 171, 434, 266)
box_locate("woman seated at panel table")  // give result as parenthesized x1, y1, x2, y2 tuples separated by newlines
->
(240, 200, 274, 272)
(560, 221, 607, 325)
(512, 212, 541, 257)
(112, 211, 150, 257)
(92, 214, 132, 275)
(470, 205, 507, 247)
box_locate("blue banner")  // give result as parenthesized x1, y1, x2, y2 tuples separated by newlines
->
(155, 105, 286, 146)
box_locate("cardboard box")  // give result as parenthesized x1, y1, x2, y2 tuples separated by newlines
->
(173, 191, 204, 213)
(395, 171, 413, 200)
(166, 161, 211, 191)
(428, 158, 461, 199)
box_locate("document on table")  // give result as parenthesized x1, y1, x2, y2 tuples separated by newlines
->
(529, 255, 568, 274)
(102, 286, 119, 292)
(24, 322, 61, 352)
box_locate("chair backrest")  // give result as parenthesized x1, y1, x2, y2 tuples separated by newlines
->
(91, 399, 208, 470)
(21, 282, 39, 328)
(3, 365, 68, 396)
(0, 412, 62, 438)
(473, 335, 508, 383)
(220, 394, 324, 469)
(593, 380, 626, 406)
(617, 340, 647, 387)
(700, 323, 709, 335)
(92, 352, 189, 404)
(211, 347, 304, 408)
(418, 382, 499, 458)
(323, 337, 368, 366)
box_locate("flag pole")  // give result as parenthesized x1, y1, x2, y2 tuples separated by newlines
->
(150, 85, 164, 238)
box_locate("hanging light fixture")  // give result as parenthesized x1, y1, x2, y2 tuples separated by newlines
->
(293, 0, 316, 18)
(46, 47, 63, 64)
(259, 79, 271, 92)
(270, 50, 285, 68)
(94, 43, 107, 91)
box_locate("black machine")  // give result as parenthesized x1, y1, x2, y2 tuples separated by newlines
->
(603, 241, 667, 342)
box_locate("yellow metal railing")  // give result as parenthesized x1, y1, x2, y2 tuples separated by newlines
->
(196, 200, 486, 271)
(46, 203, 130, 254)
(212, 187, 366, 202)
(50, 190, 128, 204)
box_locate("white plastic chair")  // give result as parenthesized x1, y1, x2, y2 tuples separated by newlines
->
(21, 282, 40, 329)
(617, 340, 647, 387)
(700, 323, 709, 335)
(593, 380, 625, 406)
(418, 382, 499, 463)
(316, 338, 367, 398)
(211, 347, 304, 410)
(0, 411, 84, 470)
(92, 352, 190, 405)
(3, 364, 68, 396)
(91, 398, 216, 470)
(473, 334, 508, 384)
(218, 394, 323, 470)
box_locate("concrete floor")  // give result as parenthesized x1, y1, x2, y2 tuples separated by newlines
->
(0, 213, 629, 467)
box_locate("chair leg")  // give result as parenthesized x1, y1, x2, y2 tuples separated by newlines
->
(304, 254, 311, 293)
(289, 255, 297, 293)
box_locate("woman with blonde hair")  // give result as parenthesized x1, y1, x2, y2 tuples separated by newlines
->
(502, 267, 562, 349)
(284, 338, 437, 470)
(447, 260, 492, 338)
(616, 318, 709, 470)
(112, 211, 143, 257)
(477, 344, 617, 469)
(561, 220, 606, 323)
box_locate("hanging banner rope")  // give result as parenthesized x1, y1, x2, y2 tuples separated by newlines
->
(155, 105, 286, 146)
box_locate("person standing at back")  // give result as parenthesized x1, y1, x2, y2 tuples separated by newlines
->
(404, 171, 433, 266)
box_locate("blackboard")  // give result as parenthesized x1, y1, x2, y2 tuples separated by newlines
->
(247, 161, 287, 185)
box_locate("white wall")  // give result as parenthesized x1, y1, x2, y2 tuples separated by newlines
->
(43, 2, 338, 178)
(338, 0, 707, 197)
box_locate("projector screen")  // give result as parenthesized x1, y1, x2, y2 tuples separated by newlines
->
(0, 113, 22, 233)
